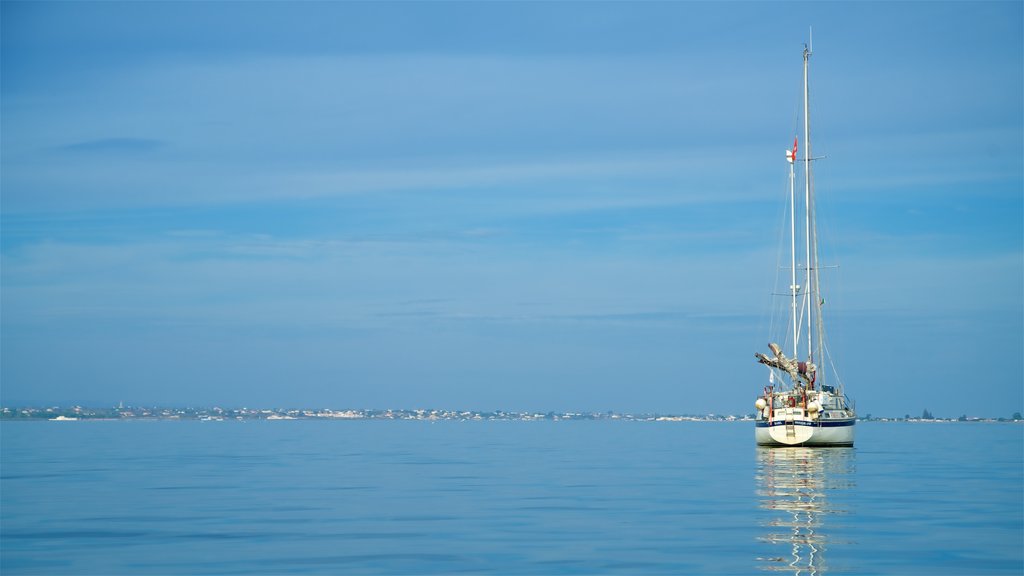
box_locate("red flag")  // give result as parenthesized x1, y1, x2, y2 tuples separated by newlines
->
(786, 137, 799, 164)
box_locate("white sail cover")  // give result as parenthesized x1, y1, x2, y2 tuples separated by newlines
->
(755, 343, 816, 386)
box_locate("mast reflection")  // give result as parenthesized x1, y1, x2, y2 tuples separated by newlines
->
(756, 447, 854, 574)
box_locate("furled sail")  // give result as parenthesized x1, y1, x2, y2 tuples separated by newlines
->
(755, 343, 816, 386)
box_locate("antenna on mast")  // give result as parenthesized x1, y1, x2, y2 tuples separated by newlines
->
(809, 27, 813, 54)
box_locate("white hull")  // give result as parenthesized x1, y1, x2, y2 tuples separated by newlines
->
(755, 419, 855, 447)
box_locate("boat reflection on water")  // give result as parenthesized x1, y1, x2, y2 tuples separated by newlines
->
(756, 447, 855, 574)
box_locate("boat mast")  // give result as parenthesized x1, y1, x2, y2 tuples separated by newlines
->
(788, 139, 798, 360)
(803, 34, 828, 390)
(802, 43, 813, 368)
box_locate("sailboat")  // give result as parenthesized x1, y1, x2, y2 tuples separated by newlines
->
(754, 41, 856, 447)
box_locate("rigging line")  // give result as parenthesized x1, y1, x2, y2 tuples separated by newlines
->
(795, 290, 807, 357)
(766, 159, 793, 348)
(822, 339, 845, 391)
(808, 132, 847, 386)
(790, 67, 804, 359)
(792, 58, 802, 154)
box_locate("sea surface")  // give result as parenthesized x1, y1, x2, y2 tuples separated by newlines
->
(2, 420, 1021, 575)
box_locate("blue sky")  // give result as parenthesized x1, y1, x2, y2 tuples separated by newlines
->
(2, 1, 1021, 417)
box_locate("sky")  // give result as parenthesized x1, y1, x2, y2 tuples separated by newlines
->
(2, 1, 1021, 417)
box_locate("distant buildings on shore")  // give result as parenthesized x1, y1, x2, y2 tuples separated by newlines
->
(1, 406, 1021, 423)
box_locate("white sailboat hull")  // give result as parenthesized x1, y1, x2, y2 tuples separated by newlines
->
(755, 419, 855, 447)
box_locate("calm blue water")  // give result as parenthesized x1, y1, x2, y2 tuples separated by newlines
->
(2, 420, 1021, 575)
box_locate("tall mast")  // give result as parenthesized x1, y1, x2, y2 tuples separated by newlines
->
(789, 141, 798, 359)
(803, 43, 812, 365)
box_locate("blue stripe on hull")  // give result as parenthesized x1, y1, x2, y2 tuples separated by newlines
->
(755, 419, 855, 428)
(755, 419, 855, 447)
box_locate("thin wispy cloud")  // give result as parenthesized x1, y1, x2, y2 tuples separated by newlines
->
(58, 137, 165, 154)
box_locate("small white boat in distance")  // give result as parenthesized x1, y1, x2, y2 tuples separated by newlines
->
(754, 41, 855, 447)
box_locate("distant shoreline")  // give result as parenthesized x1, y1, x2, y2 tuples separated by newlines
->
(2, 407, 1021, 424)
